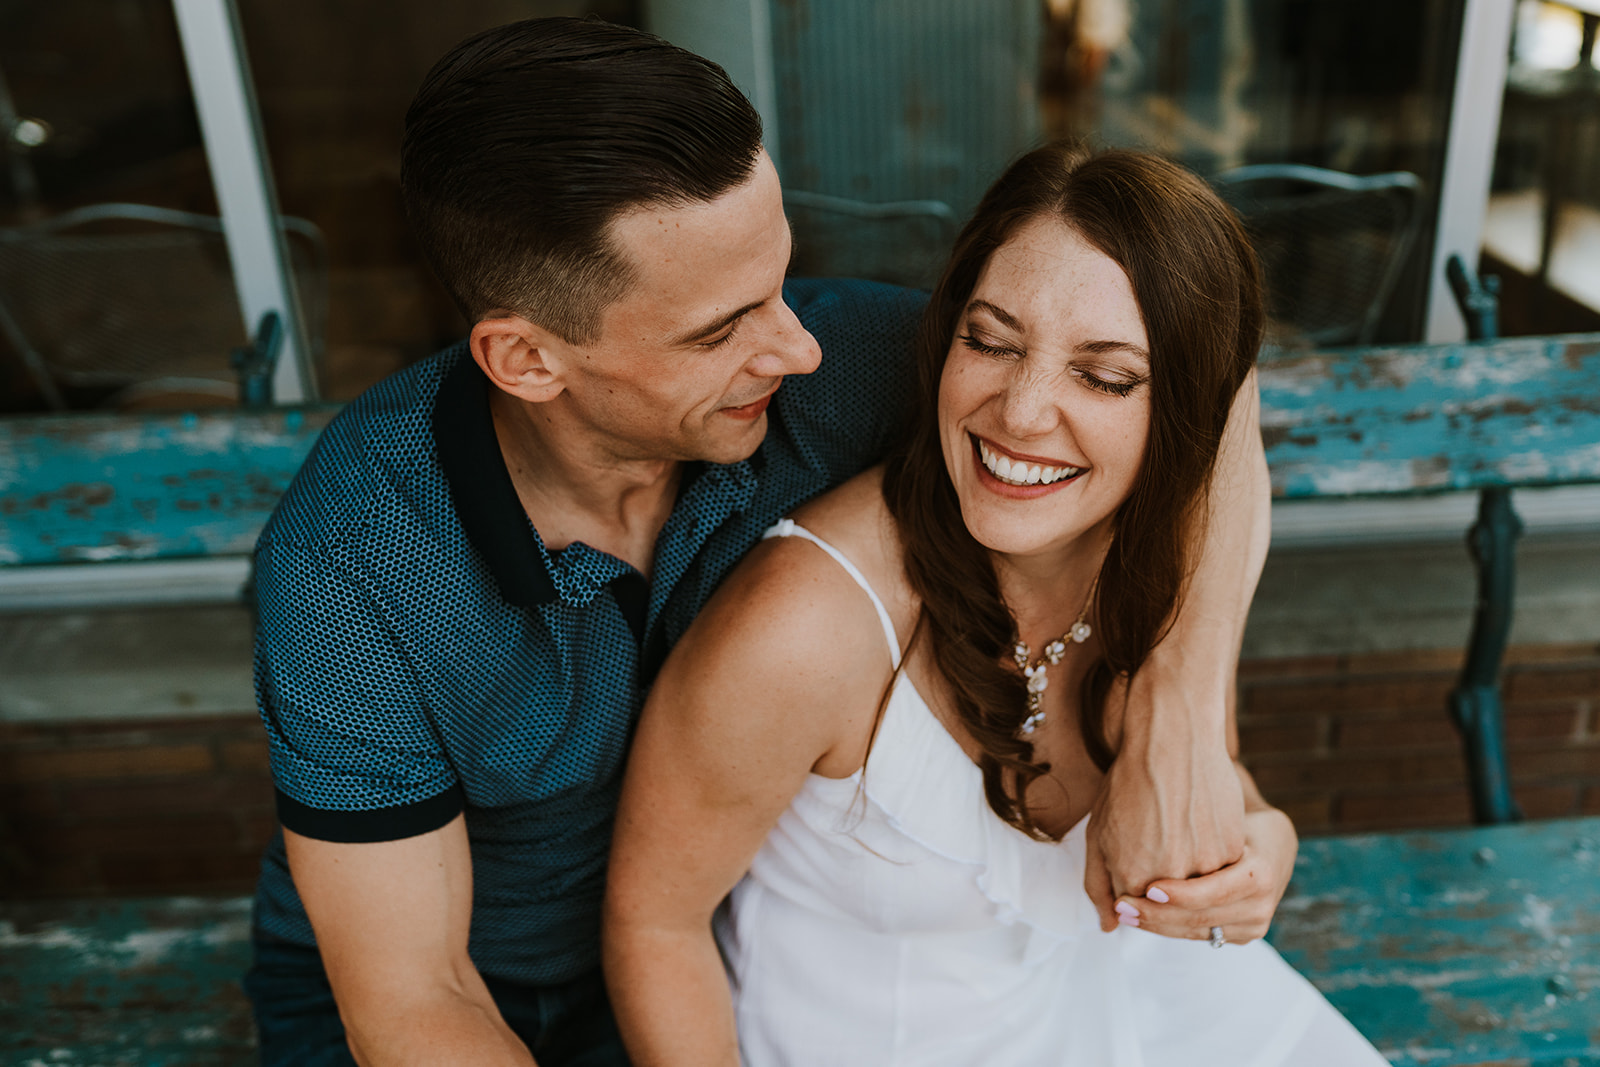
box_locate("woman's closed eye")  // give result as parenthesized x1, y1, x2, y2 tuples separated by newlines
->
(960, 329, 1147, 397)
(957, 331, 1023, 360)
(1076, 369, 1146, 398)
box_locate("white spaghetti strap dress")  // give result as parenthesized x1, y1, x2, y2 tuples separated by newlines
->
(713, 519, 1389, 1067)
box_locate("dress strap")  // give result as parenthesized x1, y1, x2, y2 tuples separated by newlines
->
(762, 518, 902, 669)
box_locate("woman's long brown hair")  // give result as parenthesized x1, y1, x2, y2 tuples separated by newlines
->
(881, 144, 1263, 839)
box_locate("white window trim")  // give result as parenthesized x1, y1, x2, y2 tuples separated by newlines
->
(1425, 0, 1517, 343)
(171, 0, 315, 402)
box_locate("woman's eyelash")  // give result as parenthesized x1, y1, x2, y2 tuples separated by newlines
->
(958, 332, 1016, 358)
(1078, 373, 1143, 398)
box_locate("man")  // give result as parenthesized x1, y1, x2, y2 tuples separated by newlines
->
(244, 16, 1268, 1066)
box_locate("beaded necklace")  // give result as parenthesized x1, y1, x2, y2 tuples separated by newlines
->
(1011, 575, 1098, 736)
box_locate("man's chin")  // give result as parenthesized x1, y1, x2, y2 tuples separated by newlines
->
(696, 412, 769, 466)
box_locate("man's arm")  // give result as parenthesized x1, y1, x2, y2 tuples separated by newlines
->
(285, 815, 536, 1066)
(1085, 367, 1271, 928)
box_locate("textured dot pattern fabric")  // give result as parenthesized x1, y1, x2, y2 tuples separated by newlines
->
(251, 278, 928, 985)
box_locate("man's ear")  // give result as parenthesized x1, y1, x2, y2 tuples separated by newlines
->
(469, 315, 570, 404)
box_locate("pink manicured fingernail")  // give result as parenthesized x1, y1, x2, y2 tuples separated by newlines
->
(1114, 900, 1139, 918)
(1145, 886, 1170, 904)
(1117, 913, 1141, 927)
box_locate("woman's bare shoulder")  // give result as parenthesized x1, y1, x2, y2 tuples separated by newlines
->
(643, 467, 908, 774)
(643, 537, 887, 778)
(787, 465, 910, 614)
(692, 469, 899, 669)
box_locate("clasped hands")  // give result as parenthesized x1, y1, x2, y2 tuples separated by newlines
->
(1084, 720, 1295, 946)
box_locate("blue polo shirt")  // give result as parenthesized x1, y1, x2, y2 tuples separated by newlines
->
(251, 278, 927, 986)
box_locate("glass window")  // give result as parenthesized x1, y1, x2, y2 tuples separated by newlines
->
(1487, 0, 1600, 336)
(764, 0, 1463, 346)
(0, 0, 235, 412)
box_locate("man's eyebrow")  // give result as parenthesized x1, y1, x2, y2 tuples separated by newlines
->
(1077, 338, 1150, 363)
(965, 299, 1024, 332)
(669, 299, 766, 347)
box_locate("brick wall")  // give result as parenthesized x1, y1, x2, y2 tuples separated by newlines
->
(3, 643, 1598, 899)
(1239, 642, 1600, 833)
(0, 715, 273, 897)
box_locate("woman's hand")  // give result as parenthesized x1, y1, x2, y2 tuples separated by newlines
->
(1107, 767, 1297, 946)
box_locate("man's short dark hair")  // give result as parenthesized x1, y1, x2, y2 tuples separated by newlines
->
(401, 17, 764, 343)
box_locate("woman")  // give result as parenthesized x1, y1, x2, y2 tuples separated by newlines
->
(603, 145, 1385, 1065)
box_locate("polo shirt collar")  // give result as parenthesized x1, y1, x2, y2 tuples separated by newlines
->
(432, 351, 557, 607)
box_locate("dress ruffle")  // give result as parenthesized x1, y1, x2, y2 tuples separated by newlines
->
(854, 675, 1097, 943)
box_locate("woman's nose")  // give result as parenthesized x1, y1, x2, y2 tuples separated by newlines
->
(997, 367, 1058, 438)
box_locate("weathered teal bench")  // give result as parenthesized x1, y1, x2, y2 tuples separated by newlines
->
(0, 404, 337, 567)
(0, 896, 256, 1065)
(3, 818, 1596, 1066)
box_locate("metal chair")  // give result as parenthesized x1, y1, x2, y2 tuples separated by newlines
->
(1211, 164, 1425, 348)
(782, 189, 958, 290)
(0, 203, 326, 410)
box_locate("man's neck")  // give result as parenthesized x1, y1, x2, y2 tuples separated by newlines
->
(488, 388, 682, 579)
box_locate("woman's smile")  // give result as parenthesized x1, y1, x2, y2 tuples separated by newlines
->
(971, 434, 1087, 496)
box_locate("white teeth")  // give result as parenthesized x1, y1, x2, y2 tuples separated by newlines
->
(977, 438, 1081, 487)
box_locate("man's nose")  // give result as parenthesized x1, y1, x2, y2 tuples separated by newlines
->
(749, 301, 822, 379)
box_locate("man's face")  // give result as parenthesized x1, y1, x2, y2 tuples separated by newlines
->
(553, 152, 821, 466)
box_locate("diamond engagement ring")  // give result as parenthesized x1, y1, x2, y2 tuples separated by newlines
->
(1208, 925, 1225, 949)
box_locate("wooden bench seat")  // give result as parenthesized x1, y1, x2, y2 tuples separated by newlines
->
(1271, 815, 1600, 1066)
(0, 895, 255, 1065)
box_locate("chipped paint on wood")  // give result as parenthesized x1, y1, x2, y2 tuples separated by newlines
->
(2, 332, 1599, 568)
(0, 896, 255, 1064)
(1268, 816, 1600, 1065)
(0, 405, 338, 566)
(1259, 333, 1600, 498)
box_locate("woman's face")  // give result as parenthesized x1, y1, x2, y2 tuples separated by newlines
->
(937, 215, 1152, 563)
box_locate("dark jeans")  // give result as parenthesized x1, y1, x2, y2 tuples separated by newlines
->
(243, 928, 630, 1066)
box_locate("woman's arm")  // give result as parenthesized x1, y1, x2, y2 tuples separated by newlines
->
(1107, 762, 1296, 945)
(1086, 367, 1271, 926)
(603, 538, 892, 1067)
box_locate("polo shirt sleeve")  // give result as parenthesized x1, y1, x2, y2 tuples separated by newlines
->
(253, 536, 463, 843)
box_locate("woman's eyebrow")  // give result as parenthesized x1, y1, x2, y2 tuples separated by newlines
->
(1077, 338, 1150, 364)
(966, 299, 1023, 332)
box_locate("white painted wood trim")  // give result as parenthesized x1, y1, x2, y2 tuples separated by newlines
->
(171, 0, 315, 402)
(0, 557, 251, 612)
(1271, 483, 1600, 547)
(1425, 0, 1516, 342)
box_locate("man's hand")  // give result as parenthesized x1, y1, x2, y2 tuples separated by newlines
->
(1084, 664, 1245, 931)
(1109, 808, 1294, 944)
(1108, 764, 1297, 944)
